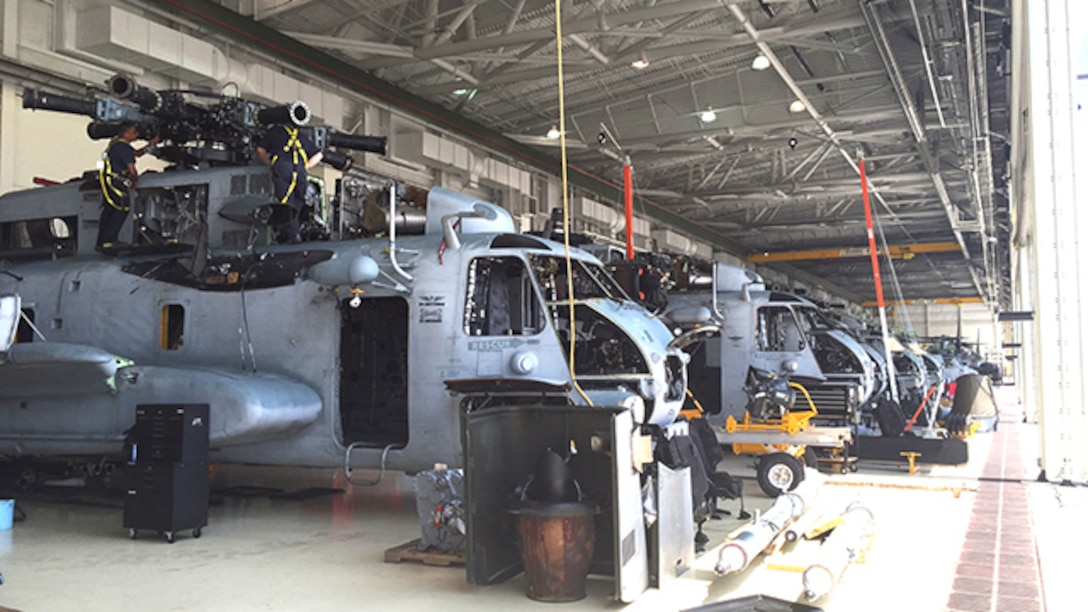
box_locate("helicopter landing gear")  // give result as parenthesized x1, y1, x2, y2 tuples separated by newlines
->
(756, 452, 804, 497)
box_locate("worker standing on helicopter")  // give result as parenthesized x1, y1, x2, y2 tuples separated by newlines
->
(97, 121, 158, 250)
(256, 124, 323, 244)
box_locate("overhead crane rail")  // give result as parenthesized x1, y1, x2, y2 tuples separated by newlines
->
(748, 242, 962, 263)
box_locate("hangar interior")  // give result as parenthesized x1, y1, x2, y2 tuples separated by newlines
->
(0, 0, 1085, 611)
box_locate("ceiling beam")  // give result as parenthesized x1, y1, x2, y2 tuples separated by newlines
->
(357, 0, 728, 70)
(749, 242, 964, 263)
(280, 31, 415, 58)
(252, 0, 319, 21)
(860, 1, 973, 250)
(406, 4, 907, 95)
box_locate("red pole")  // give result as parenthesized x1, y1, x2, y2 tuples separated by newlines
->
(623, 159, 634, 260)
(904, 385, 939, 432)
(861, 157, 899, 403)
(859, 158, 886, 308)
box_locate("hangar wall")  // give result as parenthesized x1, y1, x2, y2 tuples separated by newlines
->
(1016, 0, 1088, 483)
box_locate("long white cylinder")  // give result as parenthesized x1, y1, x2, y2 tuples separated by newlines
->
(715, 469, 823, 575)
(802, 502, 875, 601)
(784, 502, 823, 543)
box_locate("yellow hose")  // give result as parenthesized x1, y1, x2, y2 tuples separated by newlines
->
(789, 381, 818, 412)
(555, 0, 591, 406)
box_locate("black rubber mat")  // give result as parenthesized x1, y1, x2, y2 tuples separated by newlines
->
(855, 435, 969, 464)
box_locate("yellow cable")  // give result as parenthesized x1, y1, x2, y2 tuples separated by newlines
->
(555, 0, 592, 407)
(685, 388, 706, 414)
(788, 381, 818, 413)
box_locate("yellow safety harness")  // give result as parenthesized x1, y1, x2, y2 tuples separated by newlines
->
(269, 126, 305, 205)
(99, 138, 131, 212)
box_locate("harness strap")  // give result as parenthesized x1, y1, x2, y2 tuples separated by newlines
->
(99, 138, 131, 212)
(269, 127, 305, 205)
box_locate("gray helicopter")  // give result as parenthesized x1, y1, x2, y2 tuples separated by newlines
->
(0, 76, 690, 477)
(663, 264, 877, 427)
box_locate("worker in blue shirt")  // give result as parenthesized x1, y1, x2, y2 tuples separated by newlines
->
(98, 122, 158, 250)
(257, 124, 323, 243)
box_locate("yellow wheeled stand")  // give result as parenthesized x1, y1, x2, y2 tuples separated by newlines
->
(713, 382, 855, 496)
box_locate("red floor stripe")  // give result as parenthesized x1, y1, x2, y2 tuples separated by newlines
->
(945, 414, 1044, 612)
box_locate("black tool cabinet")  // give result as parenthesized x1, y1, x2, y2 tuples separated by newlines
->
(123, 404, 209, 543)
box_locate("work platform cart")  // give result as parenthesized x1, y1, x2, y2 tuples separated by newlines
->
(713, 404, 856, 496)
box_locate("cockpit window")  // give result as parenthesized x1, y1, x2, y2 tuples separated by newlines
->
(797, 307, 834, 334)
(464, 257, 546, 336)
(756, 306, 807, 352)
(529, 255, 627, 302)
(553, 304, 649, 375)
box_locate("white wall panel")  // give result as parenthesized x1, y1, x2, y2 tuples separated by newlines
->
(1023, 0, 1088, 484)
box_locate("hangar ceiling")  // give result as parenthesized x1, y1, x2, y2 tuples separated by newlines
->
(203, 0, 1012, 308)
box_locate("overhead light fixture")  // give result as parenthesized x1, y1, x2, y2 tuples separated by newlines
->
(631, 52, 650, 70)
(789, 99, 807, 114)
(452, 88, 469, 95)
(546, 126, 561, 140)
(751, 54, 771, 71)
(700, 107, 717, 123)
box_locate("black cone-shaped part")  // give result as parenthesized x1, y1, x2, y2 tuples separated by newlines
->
(524, 449, 578, 503)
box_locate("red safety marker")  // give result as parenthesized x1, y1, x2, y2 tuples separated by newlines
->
(623, 159, 634, 260)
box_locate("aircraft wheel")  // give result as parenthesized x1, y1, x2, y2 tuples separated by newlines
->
(757, 452, 804, 497)
(849, 463, 859, 473)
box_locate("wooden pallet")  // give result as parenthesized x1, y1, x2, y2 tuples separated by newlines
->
(383, 538, 465, 567)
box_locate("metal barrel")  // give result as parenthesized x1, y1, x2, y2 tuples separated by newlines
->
(517, 502, 596, 602)
(256, 101, 311, 127)
(327, 132, 387, 154)
(107, 74, 162, 112)
(22, 89, 97, 117)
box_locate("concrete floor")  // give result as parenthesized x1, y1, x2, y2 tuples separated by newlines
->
(0, 386, 1061, 612)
